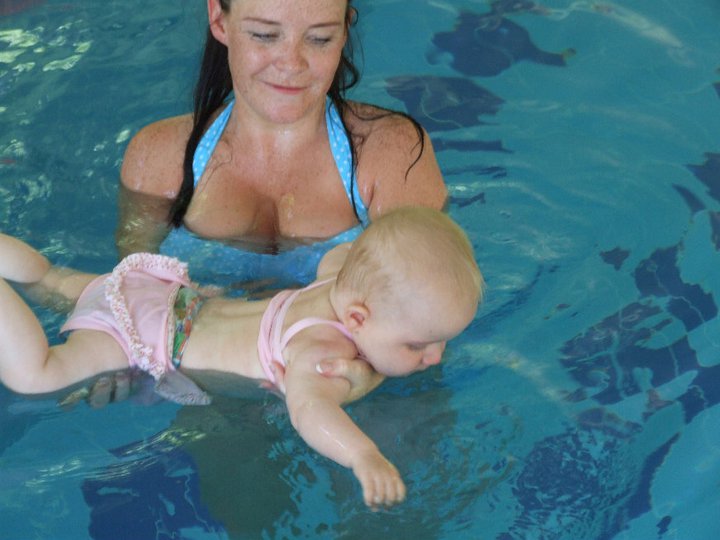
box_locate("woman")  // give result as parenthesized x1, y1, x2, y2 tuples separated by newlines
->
(116, 0, 446, 289)
(104, 0, 446, 402)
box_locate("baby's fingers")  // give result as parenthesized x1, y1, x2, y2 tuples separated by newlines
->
(362, 470, 406, 509)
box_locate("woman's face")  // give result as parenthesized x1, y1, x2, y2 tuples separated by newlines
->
(211, 0, 348, 125)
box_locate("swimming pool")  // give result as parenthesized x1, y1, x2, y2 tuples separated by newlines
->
(1, 0, 719, 538)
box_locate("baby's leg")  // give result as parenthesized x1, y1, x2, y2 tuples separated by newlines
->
(0, 278, 129, 394)
(0, 276, 55, 392)
(24, 266, 100, 313)
(0, 234, 54, 390)
(0, 233, 51, 283)
(0, 233, 112, 392)
(0, 233, 98, 310)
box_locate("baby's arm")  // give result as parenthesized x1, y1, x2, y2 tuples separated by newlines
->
(284, 360, 406, 508)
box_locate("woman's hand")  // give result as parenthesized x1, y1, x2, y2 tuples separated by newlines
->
(316, 358, 385, 403)
(270, 357, 384, 402)
(58, 370, 155, 409)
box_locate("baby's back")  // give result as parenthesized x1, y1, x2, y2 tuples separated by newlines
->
(180, 295, 268, 380)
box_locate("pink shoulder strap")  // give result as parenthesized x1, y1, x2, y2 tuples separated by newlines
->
(280, 317, 352, 351)
(257, 278, 353, 385)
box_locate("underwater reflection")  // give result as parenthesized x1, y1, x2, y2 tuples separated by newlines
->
(428, 3, 572, 77)
(79, 370, 478, 538)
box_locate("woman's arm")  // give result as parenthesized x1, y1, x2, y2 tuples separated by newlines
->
(116, 116, 191, 258)
(115, 184, 173, 258)
(353, 107, 447, 219)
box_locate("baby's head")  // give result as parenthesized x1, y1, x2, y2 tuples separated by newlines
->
(333, 207, 483, 376)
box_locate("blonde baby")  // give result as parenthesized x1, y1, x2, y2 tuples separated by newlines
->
(0, 206, 483, 507)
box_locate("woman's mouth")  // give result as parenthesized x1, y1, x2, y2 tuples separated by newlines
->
(268, 83, 304, 95)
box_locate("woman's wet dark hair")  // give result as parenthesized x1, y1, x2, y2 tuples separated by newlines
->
(168, 0, 425, 228)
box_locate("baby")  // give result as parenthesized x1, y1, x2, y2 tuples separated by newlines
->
(0, 206, 483, 507)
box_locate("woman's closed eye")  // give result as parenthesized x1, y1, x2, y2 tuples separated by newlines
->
(249, 31, 279, 42)
(307, 34, 333, 46)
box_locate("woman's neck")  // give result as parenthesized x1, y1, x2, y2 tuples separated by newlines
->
(226, 97, 328, 154)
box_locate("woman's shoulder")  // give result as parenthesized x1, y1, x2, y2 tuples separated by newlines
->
(343, 100, 431, 164)
(343, 101, 421, 141)
(343, 100, 446, 213)
(121, 114, 193, 196)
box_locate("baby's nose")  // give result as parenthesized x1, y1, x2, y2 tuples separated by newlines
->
(423, 342, 446, 366)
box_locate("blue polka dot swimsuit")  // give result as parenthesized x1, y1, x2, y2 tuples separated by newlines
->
(160, 98, 369, 290)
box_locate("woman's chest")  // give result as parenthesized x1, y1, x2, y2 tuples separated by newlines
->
(185, 151, 360, 241)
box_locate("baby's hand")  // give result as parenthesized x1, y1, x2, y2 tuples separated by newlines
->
(351, 451, 406, 509)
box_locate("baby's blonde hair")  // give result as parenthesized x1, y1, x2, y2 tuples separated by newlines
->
(336, 207, 483, 307)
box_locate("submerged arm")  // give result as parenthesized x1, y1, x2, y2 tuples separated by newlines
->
(115, 183, 172, 258)
(116, 116, 190, 258)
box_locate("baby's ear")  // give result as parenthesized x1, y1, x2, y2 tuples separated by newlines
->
(342, 302, 369, 331)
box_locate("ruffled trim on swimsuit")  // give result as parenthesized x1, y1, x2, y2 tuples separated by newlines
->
(104, 253, 190, 379)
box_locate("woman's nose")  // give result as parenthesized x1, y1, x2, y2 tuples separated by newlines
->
(276, 39, 308, 72)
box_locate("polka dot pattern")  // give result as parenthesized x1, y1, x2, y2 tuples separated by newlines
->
(192, 101, 235, 183)
(160, 98, 370, 287)
(326, 100, 369, 226)
(191, 98, 369, 226)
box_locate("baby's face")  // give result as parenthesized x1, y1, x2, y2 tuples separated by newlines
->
(354, 285, 477, 377)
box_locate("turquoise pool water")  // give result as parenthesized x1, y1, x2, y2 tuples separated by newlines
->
(1, 0, 720, 538)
